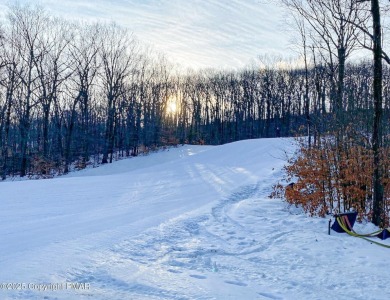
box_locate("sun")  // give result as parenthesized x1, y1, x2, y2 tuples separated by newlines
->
(167, 96, 178, 114)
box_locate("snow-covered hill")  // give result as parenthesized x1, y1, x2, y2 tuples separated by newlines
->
(1, 138, 389, 299)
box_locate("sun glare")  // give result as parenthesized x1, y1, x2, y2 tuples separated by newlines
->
(167, 97, 178, 114)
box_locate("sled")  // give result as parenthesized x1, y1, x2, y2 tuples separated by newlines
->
(331, 211, 357, 233)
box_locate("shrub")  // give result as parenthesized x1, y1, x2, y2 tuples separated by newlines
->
(272, 134, 390, 225)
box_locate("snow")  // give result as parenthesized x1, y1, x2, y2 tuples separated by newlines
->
(1, 138, 389, 300)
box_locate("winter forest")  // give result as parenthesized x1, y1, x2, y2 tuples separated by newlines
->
(0, 2, 389, 222)
(1, 1, 390, 299)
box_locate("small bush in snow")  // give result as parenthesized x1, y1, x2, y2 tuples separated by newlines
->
(271, 134, 390, 226)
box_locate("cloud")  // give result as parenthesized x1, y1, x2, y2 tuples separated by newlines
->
(0, 0, 290, 70)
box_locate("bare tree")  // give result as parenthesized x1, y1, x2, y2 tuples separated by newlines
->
(370, 0, 385, 226)
(62, 23, 99, 172)
(7, 4, 48, 177)
(281, 0, 368, 124)
(35, 17, 73, 160)
(98, 23, 137, 164)
(0, 21, 20, 179)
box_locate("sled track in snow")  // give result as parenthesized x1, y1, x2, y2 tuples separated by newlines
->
(58, 179, 286, 299)
(22, 174, 283, 300)
(211, 183, 260, 224)
(54, 183, 264, 299)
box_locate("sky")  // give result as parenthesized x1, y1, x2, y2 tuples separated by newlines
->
(0, 0, 290, 70)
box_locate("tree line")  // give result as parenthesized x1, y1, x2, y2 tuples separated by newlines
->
(0, 2, 388, 218)
(0, 4, 387, 177)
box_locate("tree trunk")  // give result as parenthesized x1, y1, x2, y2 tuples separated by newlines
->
(371, 0, 384, 226)
(64, 101, 78, 174)
(20, 118, 30, 178)
(43, 105, 50, 159)
(102, 97, 114, 164)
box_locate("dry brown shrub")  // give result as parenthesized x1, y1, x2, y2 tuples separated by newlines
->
(29, 156, 56, 178)
(272, 135, 390, 224)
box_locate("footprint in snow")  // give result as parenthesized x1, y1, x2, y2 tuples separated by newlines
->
(190, 274, 207, 279)
(224, 280, 247, 287)
(167, 269, 182, 274)
(257, 291, 283, 299)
